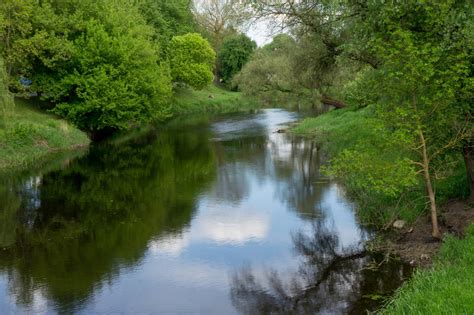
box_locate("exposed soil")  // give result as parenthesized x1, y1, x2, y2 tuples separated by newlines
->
(379, 200, 474, 267)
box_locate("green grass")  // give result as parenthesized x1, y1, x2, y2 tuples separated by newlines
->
(292, 106, 468, 227)
(171, 85, 259, 116)
(0, 98, 90, 172)
(381, 225, 474, 314)
(292, 106, 379, 155)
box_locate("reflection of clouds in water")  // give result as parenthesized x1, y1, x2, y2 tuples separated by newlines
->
(149, 201, 270, 256)
(196, 214, 268, 246)
(195, 200, 269, 246)
(148, 233, 191, 257)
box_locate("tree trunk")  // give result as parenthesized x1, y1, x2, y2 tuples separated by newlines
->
(321, 95, 346, 109)
(419, 130, 441, 239)
(463, 140, 474, 203)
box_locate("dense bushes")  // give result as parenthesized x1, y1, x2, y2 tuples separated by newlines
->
(0, 0, 216, 132)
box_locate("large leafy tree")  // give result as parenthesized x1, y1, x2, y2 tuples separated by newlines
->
(217, 33, 256, 84)
(328, 1, 473, 237)
(169, 33, 215, 90)
(0, 0, 175, 132)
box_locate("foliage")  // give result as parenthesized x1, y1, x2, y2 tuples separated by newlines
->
(137, 0, 194, 50)
(293, 107, 468, 227)
(233, 35, 296, 101)
(349, 1, 473, 236)
(217, 33, 256, 84)
(169, 33, 215, 90)
(0, 55, 13, 118)
(381, 225, 474, 314)
(0, 0, 176, 132)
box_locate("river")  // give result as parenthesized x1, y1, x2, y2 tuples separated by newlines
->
(0, 109, 411, 314)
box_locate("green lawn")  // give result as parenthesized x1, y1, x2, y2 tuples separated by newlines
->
(381, 225, 474, 314)
(171, 85, 258, 116)
(0, 98, 89, 171)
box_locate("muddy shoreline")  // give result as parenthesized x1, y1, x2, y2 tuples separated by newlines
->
(374, 200, 474, 267)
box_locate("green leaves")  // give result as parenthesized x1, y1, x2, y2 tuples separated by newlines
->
(169, 33, 215, 90)
(217, 34, 256, 84)
(0, 56, 12, 118)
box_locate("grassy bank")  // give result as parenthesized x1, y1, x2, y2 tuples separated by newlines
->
(0, 99, 90, 172)
(381, 225, 474, 314)
(292, 107, 467, 227)
(171, 85, 259, 116)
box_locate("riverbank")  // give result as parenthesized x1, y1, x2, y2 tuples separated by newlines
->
(0, 85, 259, 172)
(171, 85, 258, 116)
(381, 223, 474, 314)
(291, 107, 474, 312)
(0, 98, 90, 172)
(292, 106, 468, 229)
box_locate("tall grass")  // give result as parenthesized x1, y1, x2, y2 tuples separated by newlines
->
(380, 225, 474, 314)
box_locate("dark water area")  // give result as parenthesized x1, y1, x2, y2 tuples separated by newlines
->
(0, 109, 411, 314)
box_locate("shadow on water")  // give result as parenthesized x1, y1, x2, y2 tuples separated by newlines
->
(0, 109, 412, 314)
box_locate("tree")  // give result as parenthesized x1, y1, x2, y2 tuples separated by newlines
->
(217, 33, 256, 84)
(342, 1, 473, 238)
(0, 0, 174, 132)
(169, 33, 215, 90)
(0, 55, 13, 118)
(0, 0, 34, 82)
(137, 0, 195, 50)
(233, 34, 296, 102)
(192, 0, 248, 51)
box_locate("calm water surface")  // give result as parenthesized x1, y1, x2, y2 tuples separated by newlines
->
(0, 109, 411, 314)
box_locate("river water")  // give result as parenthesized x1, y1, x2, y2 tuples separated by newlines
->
(0, 109, 411, 314)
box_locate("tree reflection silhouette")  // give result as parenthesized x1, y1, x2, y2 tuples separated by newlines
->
(230, 221, 412, 314)
(0, 127, 216, 313)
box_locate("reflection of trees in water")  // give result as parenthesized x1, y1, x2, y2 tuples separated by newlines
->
(212, 131, 328, 219)
(271, 134, 327, 219)
(0, 128, 216, 313)
(230, 221, 412, 314)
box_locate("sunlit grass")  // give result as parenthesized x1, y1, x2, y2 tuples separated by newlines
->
(381, 225, 474, 314)
(0, 98, 89, 171)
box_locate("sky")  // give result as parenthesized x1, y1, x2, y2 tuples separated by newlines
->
(246, 19, 274, 46)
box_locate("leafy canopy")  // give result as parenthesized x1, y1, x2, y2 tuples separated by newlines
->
(217, 33, 256, 84)
(169, 33, 215, 90)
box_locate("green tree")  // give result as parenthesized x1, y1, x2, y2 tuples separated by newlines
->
(0, 56, 13, 119)
(169, 33, 215, 90)
(233, 35, 301, 105)
(1, 0, 173, 132)
(340, 1, 473, 238)
(137, 0, 195, 50)
(217, 33, 256, 84)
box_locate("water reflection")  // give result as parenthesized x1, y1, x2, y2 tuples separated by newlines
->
(230, 221, 411, 314)
(0, 109, 411, 314)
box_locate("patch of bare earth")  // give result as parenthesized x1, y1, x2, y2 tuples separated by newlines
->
(379, 200, 474, 267)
